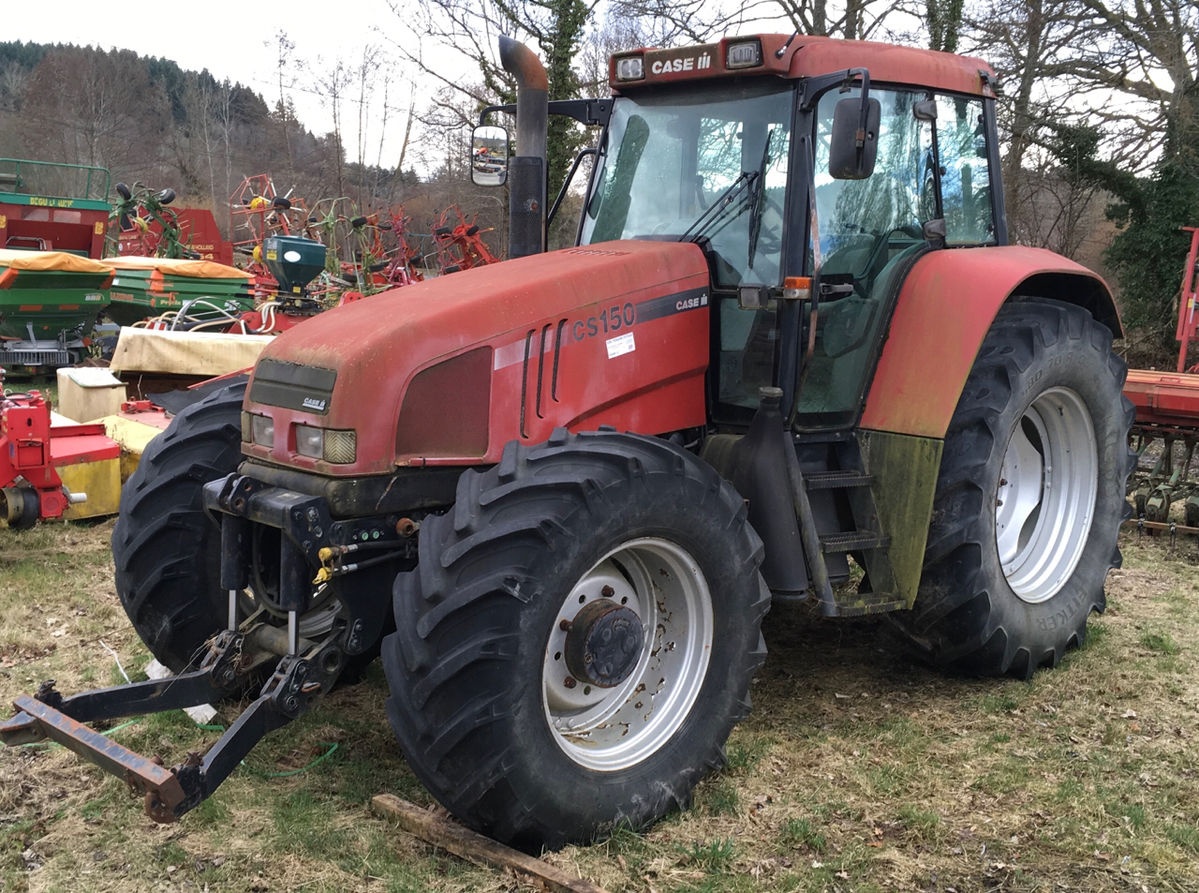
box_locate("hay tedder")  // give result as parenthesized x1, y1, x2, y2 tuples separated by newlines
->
(428, 206, 500, 272)
(112, 181, 233, 266)
(3, 34, 1134, 851)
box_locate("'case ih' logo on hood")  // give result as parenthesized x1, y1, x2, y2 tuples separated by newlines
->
(302, 396, 327, 412)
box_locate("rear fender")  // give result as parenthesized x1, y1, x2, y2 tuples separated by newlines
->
(859, 245, 1119, 439)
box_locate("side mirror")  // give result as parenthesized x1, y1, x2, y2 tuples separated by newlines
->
(471, 125, 510, 186)
(829, 97, 880, 180)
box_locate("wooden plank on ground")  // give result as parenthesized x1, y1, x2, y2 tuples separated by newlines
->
(371, 793, 611, 893)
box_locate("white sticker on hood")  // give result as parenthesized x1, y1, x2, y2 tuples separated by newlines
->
(606, 332, 635, 359)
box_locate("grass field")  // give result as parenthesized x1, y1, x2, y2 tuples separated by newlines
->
(1, 519, 1196, 893)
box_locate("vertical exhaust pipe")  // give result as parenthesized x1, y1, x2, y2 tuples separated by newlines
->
(498, 36, 548, 258)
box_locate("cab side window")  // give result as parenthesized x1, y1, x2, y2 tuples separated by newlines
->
(933, 95, 994, 244)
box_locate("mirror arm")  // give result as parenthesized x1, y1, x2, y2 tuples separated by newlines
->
(843, 69, 872, 153)
(478, 104, 510, 126)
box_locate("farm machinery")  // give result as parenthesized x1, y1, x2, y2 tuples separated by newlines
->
(0, 158, 113, 370)
(112, 180, 234, 265)
(2, 34, 1132, 851)
(1122, 225, 1199, 528)
(428, 205, 501, 272)
(0, 372, 120, 526)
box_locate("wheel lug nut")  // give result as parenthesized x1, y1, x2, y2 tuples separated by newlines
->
(563, 676, 577, 689)
(601, 585, 615, 597)
(559, 619, 572, 631)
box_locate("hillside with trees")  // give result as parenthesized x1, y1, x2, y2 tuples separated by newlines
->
(0, 40, 462, 253)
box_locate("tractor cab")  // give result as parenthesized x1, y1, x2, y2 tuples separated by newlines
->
(479, 36, 1003, 432)
(573, 36, 1002, 431)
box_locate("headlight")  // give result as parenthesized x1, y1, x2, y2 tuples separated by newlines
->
(295, 424, 357, 463)
(243, 412, 274, 448)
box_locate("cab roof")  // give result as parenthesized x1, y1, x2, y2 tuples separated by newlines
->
(610, 34, 997, 99)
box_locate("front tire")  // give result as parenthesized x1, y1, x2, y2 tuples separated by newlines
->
(112, 380, 246, 671)
(894, 299, 1134, 678)
(382, 429, 770, 850)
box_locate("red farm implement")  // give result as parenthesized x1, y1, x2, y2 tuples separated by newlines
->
(303, 199, 426, 295)
(1124, 225, 1199, 528)
(113, 181, 234, 265)
(0, 378, 120, 527)
(428, 206, 500, 273)
(0, 158, 109, 257)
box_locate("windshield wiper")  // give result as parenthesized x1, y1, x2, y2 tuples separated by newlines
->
(679, 126, 777, 268)
(679, 170, 759, 244)
(747, 128, 776, 268)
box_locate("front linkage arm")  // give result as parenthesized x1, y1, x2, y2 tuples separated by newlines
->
(0, 626, 338, 822)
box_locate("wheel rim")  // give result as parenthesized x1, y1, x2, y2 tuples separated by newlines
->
(543, 537, 714, 771)
(995, 386, 1097, 603)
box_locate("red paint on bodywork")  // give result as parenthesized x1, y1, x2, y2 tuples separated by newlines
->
(859, 245, 1115, 438)
(245, 240, 712, 475)
(786, 37, 995, 96)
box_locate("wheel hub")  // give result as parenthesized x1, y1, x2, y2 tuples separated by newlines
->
(563, 600, 643, 687)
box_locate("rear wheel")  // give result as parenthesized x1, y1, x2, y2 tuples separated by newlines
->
(382, 429, 770, 850)
(895, 299, 1133, 678)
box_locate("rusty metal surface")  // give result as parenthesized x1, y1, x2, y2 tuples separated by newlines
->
(0, 708, 41, 745)
(10, 694, 186, 815)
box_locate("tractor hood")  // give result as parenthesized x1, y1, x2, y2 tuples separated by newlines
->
(242, 239, 713, 476)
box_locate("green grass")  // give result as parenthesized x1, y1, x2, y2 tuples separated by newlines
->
(3, 525, 1199, 892)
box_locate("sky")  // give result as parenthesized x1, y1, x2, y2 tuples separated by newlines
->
(9, 0, 423, 167)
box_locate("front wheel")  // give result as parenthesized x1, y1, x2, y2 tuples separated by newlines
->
(893, 298, 1134, 678)
(112, 380, 247, 670)
(381, 429, 770, 850)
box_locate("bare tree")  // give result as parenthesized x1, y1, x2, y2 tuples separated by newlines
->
(738, 0, 927, 41)
(1067, 0, 1198, 167)
(389, 0, 753, 189)
(19, 47, 170, 177)
(959, 0, 1198, 272)
(968, 0, 1197, 179)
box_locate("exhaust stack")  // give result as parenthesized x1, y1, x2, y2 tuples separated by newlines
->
(498, 36, 548, 258)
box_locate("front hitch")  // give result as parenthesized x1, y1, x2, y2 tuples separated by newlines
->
(0, 627, 340, 823)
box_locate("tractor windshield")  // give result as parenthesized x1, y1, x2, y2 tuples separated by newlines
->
(579, 81, 792, 289)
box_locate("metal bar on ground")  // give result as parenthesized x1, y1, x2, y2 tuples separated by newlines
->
(4, 694, 187, 812)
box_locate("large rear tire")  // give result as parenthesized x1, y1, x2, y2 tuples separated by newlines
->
(894, 299, 1134, 678)
(382, 429, 770, 850)
(112, 381, 246, 671)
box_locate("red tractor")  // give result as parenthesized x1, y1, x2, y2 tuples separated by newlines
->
(3, 34, 1132, 851)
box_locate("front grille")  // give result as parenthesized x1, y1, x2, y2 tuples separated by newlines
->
(250, 358, 336, 415)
